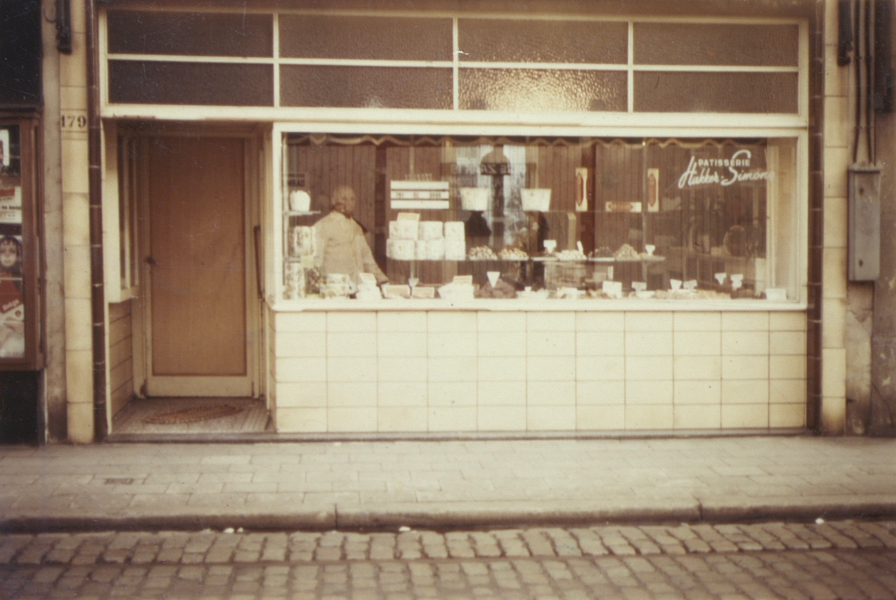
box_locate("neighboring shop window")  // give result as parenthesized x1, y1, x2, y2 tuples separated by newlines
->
(0, 125, 26, 359)
(281, 135, 800, 302)
(105, 11, 801, 115)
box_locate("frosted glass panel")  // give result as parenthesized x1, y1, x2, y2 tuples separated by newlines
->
(280, 66, 452, 109)
(634, 23, 799, 66)
(458, 19, 627, 63)
(108, 61, 273, 106)
(634, 72, 798, 113)
(279, 15, 452, 61)
(460, 69, 626, 112)
(107, 11, 273, 57)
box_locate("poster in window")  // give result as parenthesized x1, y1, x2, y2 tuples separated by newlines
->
(0, 235, 24, 358)
(647, 168, 660, 212)
(0, 129, 8, 169)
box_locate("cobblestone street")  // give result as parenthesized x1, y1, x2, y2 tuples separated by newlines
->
(2, 520, 896, 599)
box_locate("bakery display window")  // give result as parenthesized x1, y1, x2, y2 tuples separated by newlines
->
(281, 134, 800, 303)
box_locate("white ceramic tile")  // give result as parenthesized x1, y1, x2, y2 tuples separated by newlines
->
(378, 332, 427, 357)
(673, 312, 721, 331)
(770, 331, 807, 355)
(821, 395, 847, 433)
(576, 355, 625, 381)
(428, 312, 476, 332)
(770, 403, 807, 428)
(377, 382, 427, 407)
(722, 356, 769, 380)
(576, 331, 625, 356)
(625, 312, 673, 332)
(722, 331, 769, 356)
(327, 356, 377, 382)
(275, 382, 327, 408)
(327, 311, 377, 332)
(674, 380, 721, 405)
(576, 380, 625, 406)
(674, 356, 721, 381)
(275, 331, 326, 357)
(769, 312, 807, 331)
(428, 407, 477, 432)
(626, 380, 673, 405)
(428, 356, 478, 382)
(527, 331, 576, 356)
(327, 382, 377, 407)
(824, 196, 848, 249)
(527, 406, 576, 430)
(674, 405, 721, 429)
(478, 311, 526, 332)
(822, 299, 846, 350)
(527, 312, 576, 332)
(626, 331, 673, 356)
(428, 382, 477, 406)
(276, 408, 327, 433)
(626, 405, 673, 430)
(527, 356, 576, 381)
(327, 408, 378, 432)
(429, 332, 478, 357)
(769, 379, 806, 405)
(673, 331, 722, 356)
(769, 355, 807, 380)
(478, 332, 527, 357)
(378, 407, 428, 432)
(527, 381, 576, 406)
(722, 380, 770, 405)
(478, 406, 527, 431)
(378, 356, 427, 382)
(721, 312, 769, 332)
(577, 405, 625, 430)
(576, 312, 625, 332)
(722, 404, 769, 428)
(378, 311, 428, 332)
(478, 356, 527, 382)
(822, 348, 846, 398)
(275, 357, 327, 382)
(327, 332, 377, 357)
(626, 356, 674, 380)
(478, 381, 527, 406)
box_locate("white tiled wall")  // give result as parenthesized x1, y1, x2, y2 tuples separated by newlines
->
(273, 310, 808, 433)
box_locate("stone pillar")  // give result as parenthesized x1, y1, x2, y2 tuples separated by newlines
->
(58, 0, 94, 443)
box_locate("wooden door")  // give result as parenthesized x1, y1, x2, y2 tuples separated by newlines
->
(144, 136, 254, 397)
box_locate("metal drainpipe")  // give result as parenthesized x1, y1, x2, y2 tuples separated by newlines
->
(86, 0, 107, 442)
(806, 0, 825, 433)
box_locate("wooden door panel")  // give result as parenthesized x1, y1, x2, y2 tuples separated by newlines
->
(148, 137, 247, 377)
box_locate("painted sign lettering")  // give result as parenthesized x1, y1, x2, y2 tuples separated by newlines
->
(677, 150, 773, 189)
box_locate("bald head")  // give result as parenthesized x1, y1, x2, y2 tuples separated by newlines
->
(331, 186, 356, 216)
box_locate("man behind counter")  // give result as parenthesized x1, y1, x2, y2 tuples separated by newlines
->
(314, 185, 389, 286)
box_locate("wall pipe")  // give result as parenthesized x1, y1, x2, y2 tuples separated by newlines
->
(806, 0, 825, 433)
(86, 0, 107, 442)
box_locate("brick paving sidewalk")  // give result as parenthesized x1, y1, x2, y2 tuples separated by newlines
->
(3, 522, 896, 599)
(0, 435, 895, 530)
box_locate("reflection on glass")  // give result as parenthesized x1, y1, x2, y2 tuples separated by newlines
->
(459, 69, 626, 112)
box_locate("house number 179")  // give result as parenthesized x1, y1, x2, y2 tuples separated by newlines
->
(60, 113, 88, 130)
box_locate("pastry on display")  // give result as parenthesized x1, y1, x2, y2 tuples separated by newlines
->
(589, 246, 613, 258)
(498, 247, 528, 260)
(468, 245, 498, 260)
(613, 243, 640, 260)
(557, 249, 587, 261)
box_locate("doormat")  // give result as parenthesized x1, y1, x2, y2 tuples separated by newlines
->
(143, 404, 244, 425)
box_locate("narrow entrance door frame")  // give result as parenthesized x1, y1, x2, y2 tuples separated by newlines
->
(137, 131, 263, 398)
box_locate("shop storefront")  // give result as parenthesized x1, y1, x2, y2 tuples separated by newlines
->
(96, 2, 815, 435)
